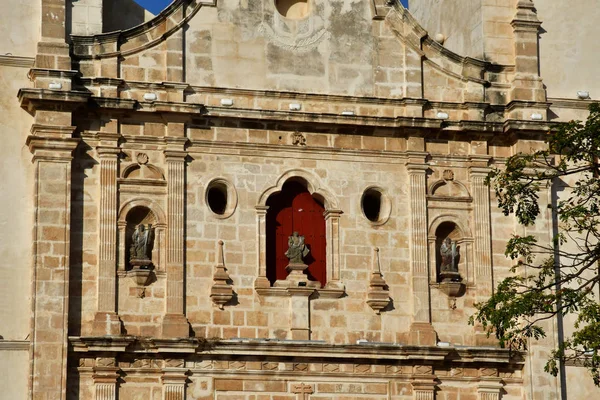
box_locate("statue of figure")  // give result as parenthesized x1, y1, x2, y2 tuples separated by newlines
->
(440, 237, 458, 273)
(285, 231, 310, 264)
(130, 224, 153, 262)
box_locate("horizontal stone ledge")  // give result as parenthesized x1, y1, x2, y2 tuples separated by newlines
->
(0, 340, 30, 351)
(69, 336, 521, 365)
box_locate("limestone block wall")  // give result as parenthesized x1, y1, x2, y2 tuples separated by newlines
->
(66, 109, 541, 348)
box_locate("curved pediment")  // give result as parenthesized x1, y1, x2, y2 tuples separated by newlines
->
(69, 0, 523, 119)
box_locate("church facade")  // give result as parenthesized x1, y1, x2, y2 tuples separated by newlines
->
(0, 1, 599, 399)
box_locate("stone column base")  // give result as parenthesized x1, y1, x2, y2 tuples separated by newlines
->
(92, 312, 122, 336)
(161, 314, 190, 338)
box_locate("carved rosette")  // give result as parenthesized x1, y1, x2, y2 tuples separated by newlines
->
(366, 248, 391, 314)
(210, 240, 234, 310)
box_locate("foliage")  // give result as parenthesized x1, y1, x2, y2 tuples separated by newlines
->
(470, 103, 600, 384)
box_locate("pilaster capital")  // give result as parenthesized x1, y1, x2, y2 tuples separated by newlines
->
(324, 209, 343, 219)
(27, 134, 79, 162)
(164, 150, 188, 163)
(411, 376, 437, 396)
(161, 367, 189, 385)
(165, 136, 189, 149)
(97, 146, 121, 158)
(255, 205, 270, 216)
(406, 163, 429, 174)
(92, 366, 120, 384)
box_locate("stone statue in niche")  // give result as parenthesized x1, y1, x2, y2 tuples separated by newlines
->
(130, 224, 154, 268)
(439, 237, 461, 283)
(285, 231, 310, 265)
(440, 237, 458, 273)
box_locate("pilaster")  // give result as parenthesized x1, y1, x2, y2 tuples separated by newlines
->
(161, 134, 190, 338)
(27, 125, 78, 400)
(93, 134, 122, 335)
(469, 158, 493, 289)
(93, 359, 119, 400)
(36, 0, 71, 71)
(509, 0, 547, 119)
(469, 156, 496, 346)
(254, 205, 270, 288)
(165, 6, 184, 83)
(162, 366, 188, 400)
(406, 153, 436, 345)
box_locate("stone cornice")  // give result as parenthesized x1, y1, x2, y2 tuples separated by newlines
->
(69, 336, 521, 365)
(0, 340, 30, 351)
(18, 88, 91, 112)
(549, 97, 598, 110)
(0, 55, 35, 68)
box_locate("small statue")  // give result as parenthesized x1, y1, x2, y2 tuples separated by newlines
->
(130, 224, 154, 265)
(440, 237, 458, 273)
(285, 231, 310, 264)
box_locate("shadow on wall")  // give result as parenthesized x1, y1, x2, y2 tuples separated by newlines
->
(103, 0, 154, 32)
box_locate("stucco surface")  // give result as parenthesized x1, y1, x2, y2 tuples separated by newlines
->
(0, 0, 40, 56)
(0, 66, 34, 340)
(536, 0, 600, 100)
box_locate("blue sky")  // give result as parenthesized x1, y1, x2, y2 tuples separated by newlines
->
(135, 0, 409, 15)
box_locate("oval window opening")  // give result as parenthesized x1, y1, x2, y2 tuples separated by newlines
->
(362, 189, 382, 222)
(207, 184, 228, 215)
(275, 0, 309, 19)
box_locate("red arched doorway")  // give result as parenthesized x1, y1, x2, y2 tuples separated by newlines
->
(266, 180, 327, 287)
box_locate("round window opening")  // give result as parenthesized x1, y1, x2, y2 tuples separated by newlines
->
(361, 187, 391, 225)
(275, 0, 309, 20)
(206, 179, 237, 219)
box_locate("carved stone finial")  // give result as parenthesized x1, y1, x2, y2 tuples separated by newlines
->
(367, 247, 391, 314)
(210, 240, 234, 310)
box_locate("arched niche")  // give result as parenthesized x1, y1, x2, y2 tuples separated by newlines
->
(117, 199, 167, 272)
(255, 169, 343, 296)
(266, 179, 326, 286)
(427, 215, 474, 284)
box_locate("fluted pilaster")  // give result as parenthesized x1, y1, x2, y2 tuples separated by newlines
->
(94, 139, 122, 336)
(407, 162, 430, 322)
(161, 135, 190, 338)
